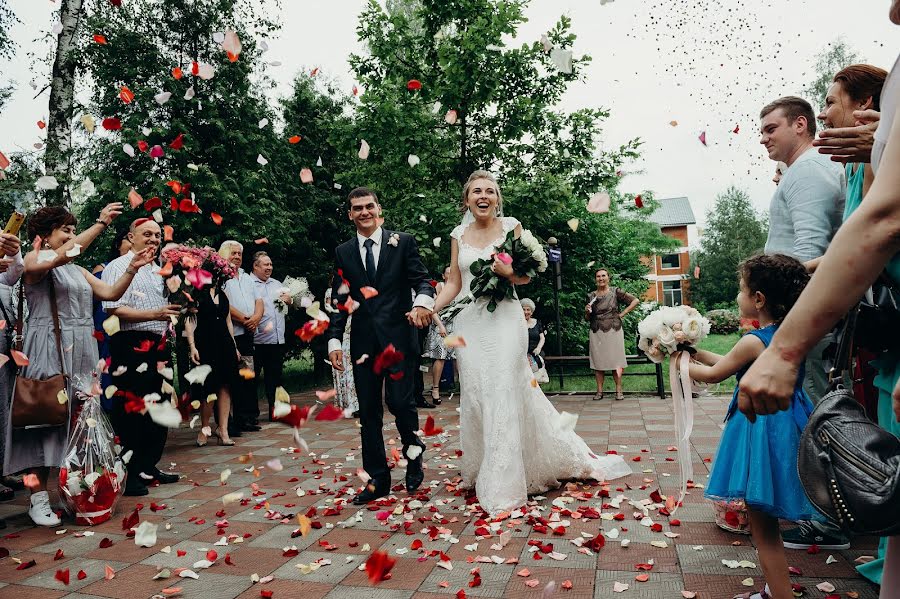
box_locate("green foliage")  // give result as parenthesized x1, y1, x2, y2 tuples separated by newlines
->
(691, 186, 767, 309)
(343, 0, 675, 354)
(804, 39, 862, 112)
(74, 0, 287, 269)
(705, 309, 740, 335)
(0, 0, 18, 111)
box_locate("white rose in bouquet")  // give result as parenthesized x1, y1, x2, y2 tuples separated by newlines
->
(657, 324, 677, 353)
(66, 470, 83, 498)
(682, 316, 708, 344)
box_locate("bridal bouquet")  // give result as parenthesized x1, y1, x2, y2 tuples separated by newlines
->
(59, 394, 127, 525)
(440, 228, 547, 324)
(159, 245, 237, 312)
(274, 275, 314, 314)
(637, 305, 711, 363)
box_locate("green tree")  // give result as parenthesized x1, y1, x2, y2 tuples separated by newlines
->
(691, 186, 768, 309)
(804, 39, 862, 111)
(337, 0, 674, 354)
(0, 0, 19, 111)
(75, 0, 285, 268)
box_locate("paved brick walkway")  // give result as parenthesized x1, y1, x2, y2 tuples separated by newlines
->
(0, 393, 881, 599)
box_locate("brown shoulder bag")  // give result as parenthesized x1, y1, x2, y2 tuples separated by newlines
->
(11, 275, 69, 429)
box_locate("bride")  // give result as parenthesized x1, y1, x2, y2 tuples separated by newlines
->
(433, 170, 631, 516)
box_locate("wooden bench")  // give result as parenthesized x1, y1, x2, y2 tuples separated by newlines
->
(543, 354, 666, 399)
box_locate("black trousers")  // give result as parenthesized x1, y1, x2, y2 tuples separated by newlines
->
(107, 330, 170, 480)
(353, 352, 424, 483)
(233, 334, 257, 424)
(253, 343, 284, 416)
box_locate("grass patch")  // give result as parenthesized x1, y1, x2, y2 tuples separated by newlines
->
(281, 333, 742, 396)
(541, 333, 740, 395)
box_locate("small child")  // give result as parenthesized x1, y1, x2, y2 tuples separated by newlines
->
(688, 254, 822, 599)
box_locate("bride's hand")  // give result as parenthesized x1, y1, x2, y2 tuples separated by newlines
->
(491, 256, 514, 280)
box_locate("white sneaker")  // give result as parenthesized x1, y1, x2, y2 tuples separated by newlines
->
(28, 491, 61, 526)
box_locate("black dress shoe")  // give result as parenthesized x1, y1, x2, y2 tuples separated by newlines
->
(351, 411, 360, 419)
(227, 427, 244, 438)
(241, 423, 262, 432)
(352, 483, 390, 505)
(124, 480, 149, 496)
(416, 400, 437, 409)
(147, 469, 180, 485)
(405, 446, 425, 493)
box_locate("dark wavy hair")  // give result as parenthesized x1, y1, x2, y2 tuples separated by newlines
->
(26, 206, 77, 242)
(739, 253, 810, 322)
(107, 228, 131, 263)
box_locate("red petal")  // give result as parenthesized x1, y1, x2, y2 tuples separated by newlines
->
(99, 537, 114, 548)
(101, 117, 122, 131)
(406, 79, 422, 91)
(422, 415, 443, 437)
(172, 67, 183, 80)
(314, 405, 345, 422)
(55, 568, 70, 585)
(77, 570, 87, 580)
(364, 550, 396, 584)
(210, 212, 223, 225)
(54, 549, 65, 560)
(93, 34, 108, 45)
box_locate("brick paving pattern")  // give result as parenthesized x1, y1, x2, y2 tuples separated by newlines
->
(0, 393, 881, 598)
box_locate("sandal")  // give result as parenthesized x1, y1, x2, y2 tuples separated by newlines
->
(615, 393, 625, 401)
(0, 486, 13, 502)
(430, 385, 442, 405)
(592, 392, 604, 401)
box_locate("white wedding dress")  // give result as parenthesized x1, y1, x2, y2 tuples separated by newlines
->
(451, 216, 631, 516)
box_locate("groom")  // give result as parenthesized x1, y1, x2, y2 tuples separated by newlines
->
(327, 187, 435, 504)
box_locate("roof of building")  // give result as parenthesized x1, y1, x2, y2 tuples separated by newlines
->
(648, 196, 696, 227)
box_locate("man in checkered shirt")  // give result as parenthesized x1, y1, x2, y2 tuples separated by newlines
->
(102, 218, 181, 496)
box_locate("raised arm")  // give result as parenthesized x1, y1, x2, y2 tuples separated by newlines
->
(79, 248, 154, 301)
(24, 203, 122, 284)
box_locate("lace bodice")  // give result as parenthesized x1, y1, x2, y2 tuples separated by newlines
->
(451, 216, 520, 297)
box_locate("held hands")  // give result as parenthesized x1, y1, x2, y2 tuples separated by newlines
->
(735, 346, 799, 422)
(329, 349, 344, 372)
(98, 202, 124, 225)
(406, 306, 432, 328)
(812, 109, 880, 163)
(0, 233, 21, 257)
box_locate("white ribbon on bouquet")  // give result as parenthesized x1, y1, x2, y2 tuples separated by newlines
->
(668, 350, 695, 514)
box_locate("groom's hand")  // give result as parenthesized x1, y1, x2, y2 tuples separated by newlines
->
(329, 350, 345, 372)
(407, 306, 432, 328)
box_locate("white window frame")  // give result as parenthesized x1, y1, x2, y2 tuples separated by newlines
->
(662, 280, 683, 306)
(660, 252, 681, 270)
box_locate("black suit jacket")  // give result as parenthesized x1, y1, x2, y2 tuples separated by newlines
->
(327, 230, 434, 363)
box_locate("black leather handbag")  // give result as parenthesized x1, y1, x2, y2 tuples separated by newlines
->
(798, 308, 900, 536)
(855, 275, 900, 352)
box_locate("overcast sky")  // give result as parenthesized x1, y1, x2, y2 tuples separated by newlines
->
(1, 0, 898, 235)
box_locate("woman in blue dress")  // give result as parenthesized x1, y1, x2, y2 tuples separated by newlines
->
(687, 254, 821, 599)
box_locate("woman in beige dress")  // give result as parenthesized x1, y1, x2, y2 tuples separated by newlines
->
(585, 268, 639, 400)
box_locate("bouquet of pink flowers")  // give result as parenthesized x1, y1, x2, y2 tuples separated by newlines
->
(159, 245, 237, 312)
(59, 394, 127, 525)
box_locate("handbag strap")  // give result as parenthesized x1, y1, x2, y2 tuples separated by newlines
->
(15, 273, 67, 377)
(828, 306, 858, 385)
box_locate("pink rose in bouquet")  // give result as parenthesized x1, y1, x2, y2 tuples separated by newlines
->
(160, 245, 237, 312)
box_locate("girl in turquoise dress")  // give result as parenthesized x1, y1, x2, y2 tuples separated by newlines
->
(687, 254, 822, 599)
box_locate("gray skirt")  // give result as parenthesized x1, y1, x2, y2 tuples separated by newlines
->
(588, 327, 627, 371)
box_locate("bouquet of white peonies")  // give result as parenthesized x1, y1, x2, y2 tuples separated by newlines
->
(637, 305, 711, 363)
(275, 275, 314, 314)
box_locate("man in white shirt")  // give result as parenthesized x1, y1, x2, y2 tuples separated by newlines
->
(221, 240, 263, 431)
(250, 251, 291, 419)
(102, 219, 180, 496)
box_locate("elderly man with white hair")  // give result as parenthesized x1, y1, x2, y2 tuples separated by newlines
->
(220, 240, 264, 432)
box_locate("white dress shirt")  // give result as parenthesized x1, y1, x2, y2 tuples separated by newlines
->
(252, 274, 285, 345)
(224, 268, 257, 336)
(102, 251, 168, 335)
(0, 251, 25, 287)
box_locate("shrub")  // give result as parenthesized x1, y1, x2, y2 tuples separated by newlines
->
(705, 309, 740, 334)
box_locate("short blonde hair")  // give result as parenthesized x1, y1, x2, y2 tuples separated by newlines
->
(218, 240, 243, 259)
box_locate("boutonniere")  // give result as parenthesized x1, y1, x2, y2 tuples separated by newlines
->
(387, 233, 400, 247)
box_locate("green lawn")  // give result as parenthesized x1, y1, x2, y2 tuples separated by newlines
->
(540, 333, 740, 395)
(281, 333, 741, 396)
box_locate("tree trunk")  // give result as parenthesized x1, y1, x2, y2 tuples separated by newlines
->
(44, 0, 84, 206)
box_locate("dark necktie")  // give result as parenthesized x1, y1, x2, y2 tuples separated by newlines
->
(363, 238, 377, 282)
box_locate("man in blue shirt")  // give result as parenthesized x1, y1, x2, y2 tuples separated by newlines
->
(250, 251, 291, 419)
